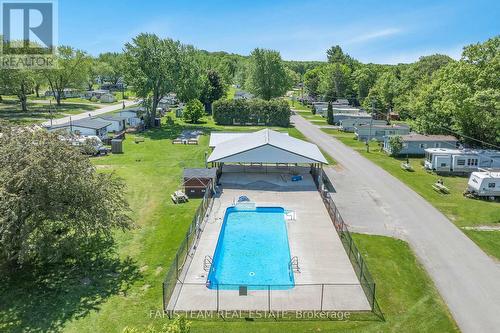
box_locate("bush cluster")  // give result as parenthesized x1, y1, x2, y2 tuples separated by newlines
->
(212, 99, 290, 127)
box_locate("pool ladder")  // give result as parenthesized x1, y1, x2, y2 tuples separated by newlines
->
(289, 256, 300, 273)
(203, 255, 213, 272)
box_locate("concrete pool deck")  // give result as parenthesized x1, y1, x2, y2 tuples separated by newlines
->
(169, 170, 371, 312)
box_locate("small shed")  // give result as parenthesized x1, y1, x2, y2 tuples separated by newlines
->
(100, 93, 116, 103)
(183, 168, 217, 198)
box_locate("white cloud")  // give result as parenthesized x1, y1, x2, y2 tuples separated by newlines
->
(345, 28, 402, 44)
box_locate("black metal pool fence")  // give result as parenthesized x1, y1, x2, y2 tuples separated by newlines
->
(162, 171, 384, 321)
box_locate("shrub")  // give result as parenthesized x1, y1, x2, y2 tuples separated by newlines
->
(183, 99, 204, 123)
(327, 102, 334, 125)
(212, 98, 290, 127)
(388, 135, 404, 156)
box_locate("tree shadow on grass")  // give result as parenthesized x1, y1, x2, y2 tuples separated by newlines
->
(0, 256, 141, 333)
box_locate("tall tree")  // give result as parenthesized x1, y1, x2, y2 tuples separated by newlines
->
(125, 33, 199, 127)
(43, 46, 90, 105)
(246, 48, 292, 100)
(0, 69, 35, 111)
(304, 66, 323, 99)
(320, 63, 353, 101)
(200, 69, 225, 113)
(87, 58, 113, 90)
(98, 52, 126, 85)
(0, 127, 132, 268)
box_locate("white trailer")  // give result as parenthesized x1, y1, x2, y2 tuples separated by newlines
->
(424, 148, 500, 173)
(466, 171, 500, 198)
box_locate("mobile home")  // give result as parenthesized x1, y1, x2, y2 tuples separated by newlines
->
(47, 118, 111, 139)
(424, 148, 500, 173)
(466, 171, 500, 198)
(383, 134, 458, 156)
(119, 108, 144, 127)
(340, 118, 386, 132)
(97, 115, 128, 132)
(355, 124, 410, 142)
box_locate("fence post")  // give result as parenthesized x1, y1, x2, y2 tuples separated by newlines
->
(162, 282, 166, 313)
(320, 284, 324, 312)
(268, 285, 271, 312)
(217, 284, 220, 312)
(359, 258, 364, 281)
(175, 253, 179, 279)
(372, 283, 376, 311)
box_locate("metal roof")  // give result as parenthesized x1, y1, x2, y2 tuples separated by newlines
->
(183, 168, 217, 179)
(97, 115, 129, 122)
(49, 117, 112, 130)
(207, 128, 328, 164)
(209, 131, 289, 148)
(399, 133, 458, 142)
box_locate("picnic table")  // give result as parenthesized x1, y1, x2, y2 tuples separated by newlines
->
(401, 162, 414, 171)
(171, 190, 189, 204)
(432, 182, 450, 194)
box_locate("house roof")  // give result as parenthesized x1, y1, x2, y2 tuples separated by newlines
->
(207, 128, 328, 164)
(50, 117, 112, 130)
(209, 131, 289, 148)
(183, 168, 217, 179)
(399, 133, 458, 142)
(471, 171, 500, 179)
(357, 124, 409, 129)
(98, 115, 129, 122)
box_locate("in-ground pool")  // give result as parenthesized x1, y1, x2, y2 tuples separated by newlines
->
(207, 206, 294, 290)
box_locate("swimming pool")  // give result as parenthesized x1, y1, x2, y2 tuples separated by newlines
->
(207, 206, 295, 290)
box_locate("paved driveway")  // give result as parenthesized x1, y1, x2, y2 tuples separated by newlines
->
(292, 113, 500, 333)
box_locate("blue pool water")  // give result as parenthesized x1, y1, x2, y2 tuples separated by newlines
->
(207, 207, 295, 290)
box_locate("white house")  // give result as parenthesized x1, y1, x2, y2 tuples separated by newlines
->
(119, 108, 144, 127)
(340, 118, 386, 132)
(100, 93, 116, 103)
(44, 88, 80, 99)
(84, 89, 110, 100)
(47, 118, 111, 139)
(466, 171, 500, 197)
(97, 115, 127, 132)
(383, 134, 459, 156)
(355, 124, 410, 141)
(424, 148, 500, 173)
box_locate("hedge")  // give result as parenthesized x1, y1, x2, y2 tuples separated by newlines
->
(212, 98, 291, 127)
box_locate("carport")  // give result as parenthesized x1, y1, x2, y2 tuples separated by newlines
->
(207, 129, 328, 176)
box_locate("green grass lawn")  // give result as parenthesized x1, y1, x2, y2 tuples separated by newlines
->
(0, 117, 457, 332)
(321, 128, 500, 258)
(0, 99, 100, 125)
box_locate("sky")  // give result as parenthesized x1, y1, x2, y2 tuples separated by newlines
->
(58, 0, 500, 64)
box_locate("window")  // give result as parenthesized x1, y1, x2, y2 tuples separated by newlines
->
(457, 159, 465, 166)
(435, 143, 441, 148)
(440, 163, 447, 167)
(467, 159, 478, 166)
(488, 183, 496, 188)
(420, 143, 427, 149)
(472, 178, 478, 183)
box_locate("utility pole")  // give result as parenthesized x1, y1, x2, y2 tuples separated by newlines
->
(368, 98, 376, 151)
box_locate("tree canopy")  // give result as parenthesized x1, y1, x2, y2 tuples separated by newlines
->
(0, 127, 132, 269)
(245, 48, 292, 100)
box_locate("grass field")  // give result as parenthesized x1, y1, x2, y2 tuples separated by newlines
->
(0, 116, 458, 332)
(0, 99, 100, 125)
(320, 128, 500, 259)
